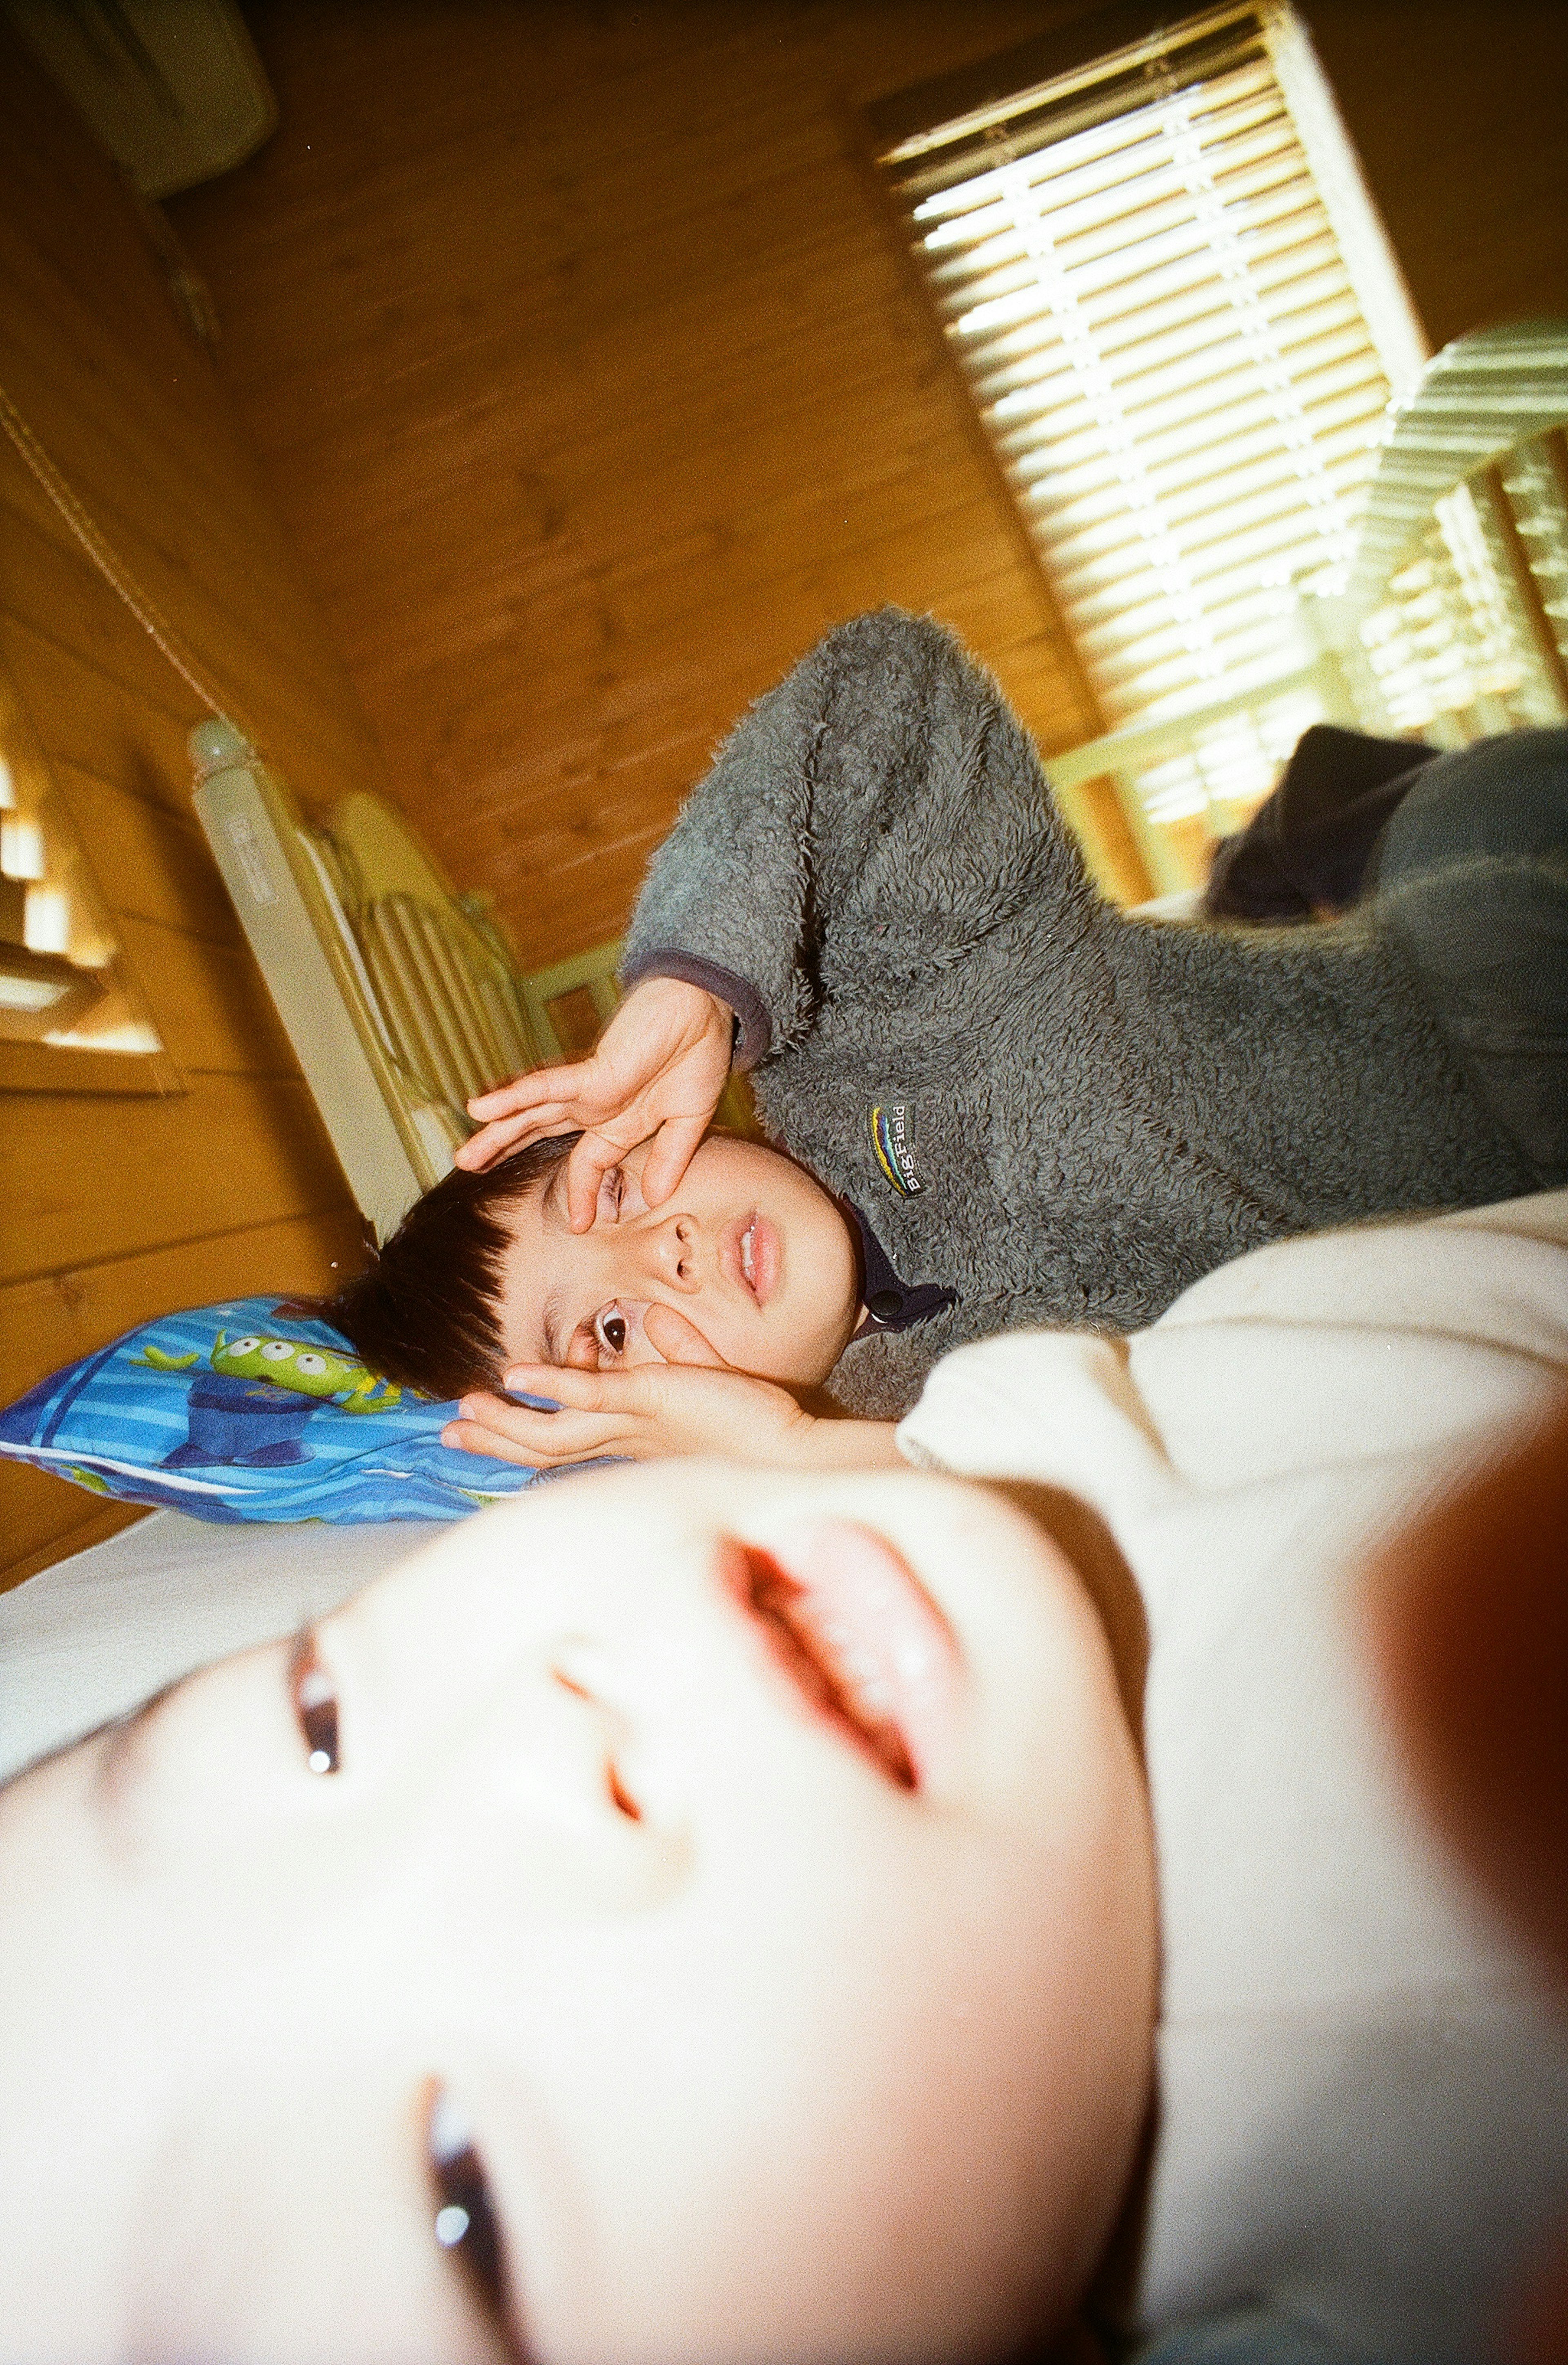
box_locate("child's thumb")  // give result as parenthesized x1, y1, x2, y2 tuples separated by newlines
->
(642, 1303, 729, 1368)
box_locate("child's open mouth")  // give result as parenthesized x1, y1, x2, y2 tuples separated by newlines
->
(724, 1522, 962, 1790)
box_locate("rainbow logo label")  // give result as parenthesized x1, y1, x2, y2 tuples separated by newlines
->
(869, 1101, 922, 1196)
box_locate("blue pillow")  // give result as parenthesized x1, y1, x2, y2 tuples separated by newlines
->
(0, 1297, 546, 1524)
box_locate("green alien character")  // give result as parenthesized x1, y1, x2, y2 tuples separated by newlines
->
(156, 1329, 400, 1471)
(208, 1333, 396, 1407)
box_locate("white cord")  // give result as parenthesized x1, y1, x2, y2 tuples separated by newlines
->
(0, 381, 240, 731)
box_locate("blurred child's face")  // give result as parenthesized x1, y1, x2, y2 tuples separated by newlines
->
(0, 1462, 1155, 2365)
(495, 1134, 861, 1383)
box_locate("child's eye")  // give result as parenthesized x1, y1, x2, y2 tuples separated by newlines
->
(593, 1304, 629, 1361)
(289, 1629, 340, 1774)
(427, 2088, 514, 2343)
(596, 1167, 625, 1223)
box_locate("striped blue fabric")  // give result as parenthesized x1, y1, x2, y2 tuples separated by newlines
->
(0, 1297, 541, 1525)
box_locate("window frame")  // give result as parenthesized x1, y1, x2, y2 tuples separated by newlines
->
(0, 644, 178, 1099)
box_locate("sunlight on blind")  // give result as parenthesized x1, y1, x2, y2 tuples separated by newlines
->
(880, 2, 1424, 765)
(1135, 679, 1322, 821)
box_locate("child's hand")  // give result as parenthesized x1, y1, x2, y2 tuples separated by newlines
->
(441, 1361, 824, 1470)
(442, 1293, 899, 1471)
(441, 1301, 899, 1470)
(456, 977, 734, 1228)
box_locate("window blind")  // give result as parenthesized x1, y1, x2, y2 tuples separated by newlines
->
(878, 2, 1413, 744)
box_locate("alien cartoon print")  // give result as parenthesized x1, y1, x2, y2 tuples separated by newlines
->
(151, 1332, 399, 1470)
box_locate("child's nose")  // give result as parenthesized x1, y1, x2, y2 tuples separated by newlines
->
(639, 1212, 700, 1293)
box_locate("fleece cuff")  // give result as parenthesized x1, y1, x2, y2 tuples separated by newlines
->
(618, 949, 772, 1071)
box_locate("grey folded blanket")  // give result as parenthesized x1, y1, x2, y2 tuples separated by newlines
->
(624, 609, 1556, 1415)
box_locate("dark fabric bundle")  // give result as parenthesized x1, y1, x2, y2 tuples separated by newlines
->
(1203, 723, 1434, 924)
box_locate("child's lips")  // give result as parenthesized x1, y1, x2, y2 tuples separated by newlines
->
(724, 1522, 963, 1790)
(722, 1211, 780, 1309)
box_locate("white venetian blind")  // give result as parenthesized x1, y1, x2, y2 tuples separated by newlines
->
(878, 2, 1424, 735)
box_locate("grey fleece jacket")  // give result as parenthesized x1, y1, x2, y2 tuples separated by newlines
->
(623, 609, 1536, 1418)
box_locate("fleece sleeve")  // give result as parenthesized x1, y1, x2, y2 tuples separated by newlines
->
(620, 606, 1095, 1070)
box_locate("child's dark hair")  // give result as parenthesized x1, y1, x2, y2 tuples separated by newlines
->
(325, 1132, 581, 1402)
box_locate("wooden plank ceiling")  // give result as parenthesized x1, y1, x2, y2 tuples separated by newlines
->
(168, 0, 1107, 971)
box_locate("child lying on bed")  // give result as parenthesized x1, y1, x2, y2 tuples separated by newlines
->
(392, 607, 1567, 1469)
(3, 1191, 1566, 2364)
(325, 1122, 913, 1472)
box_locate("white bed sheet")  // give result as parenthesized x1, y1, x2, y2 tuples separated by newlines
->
(0, 1510, 431, 1783)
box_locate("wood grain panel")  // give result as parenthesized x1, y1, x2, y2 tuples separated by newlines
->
(322, 400, 994, 675)
(0, 610, 232, 820)
(0, 456, 374, 802)
(165, 0, 1568, 973)
(4, 1503, 150, 1597)
(1304, 0, 1568, 354)
(0, 213, 382, 753)
(0, 28, 374, 1583)
(112, 917, 301, 1077)
(51, 765, 241, 943)
(1, 1075, 349, 1288)
(0, 1208, 368, 1591)
(167, 0, 1099, 970)
(0, 516, 370, 871)
(1, 1471, 149, 1597)
(0, 486, 193, 751)
(371, 526, 1086, 848)
(0, 224, 311, 568)
(0, 1208, 368, 1410)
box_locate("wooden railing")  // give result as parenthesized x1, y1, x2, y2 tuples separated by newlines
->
(1343, 320, 1568, 744)
(1048, 320, 1568, 902)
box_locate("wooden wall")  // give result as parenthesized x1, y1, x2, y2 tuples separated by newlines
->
(1306, 0, 1568, 354)
(0, 35, 381, 1586)
(165, 0, 1568, 973)
(167, 0, 1109, 971)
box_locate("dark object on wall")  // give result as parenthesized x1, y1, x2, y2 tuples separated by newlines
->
(1203, 724, 1434, 925)
(2, 0, 276, 196)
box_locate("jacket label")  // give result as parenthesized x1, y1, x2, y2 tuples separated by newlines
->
(869, 1101, 922, 1196)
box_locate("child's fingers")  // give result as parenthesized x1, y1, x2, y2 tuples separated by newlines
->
(457, 1062, 610, 1170)
(457, 1080, 633, 1172)
(439, 1415, 546, 1466)
(440, 1415, 627, 1468)
(492, 1365, 699, 1455)
(563, 1130, 643, 1231)
(639, 1114, 708, 1210)
(441, 1389, 632, 1467)
(452, 1110, 561, 1171)
(497, 1367, 635, 1416)
(640, 1303, 728, 1368)
(466, 1060, 590, 1119)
